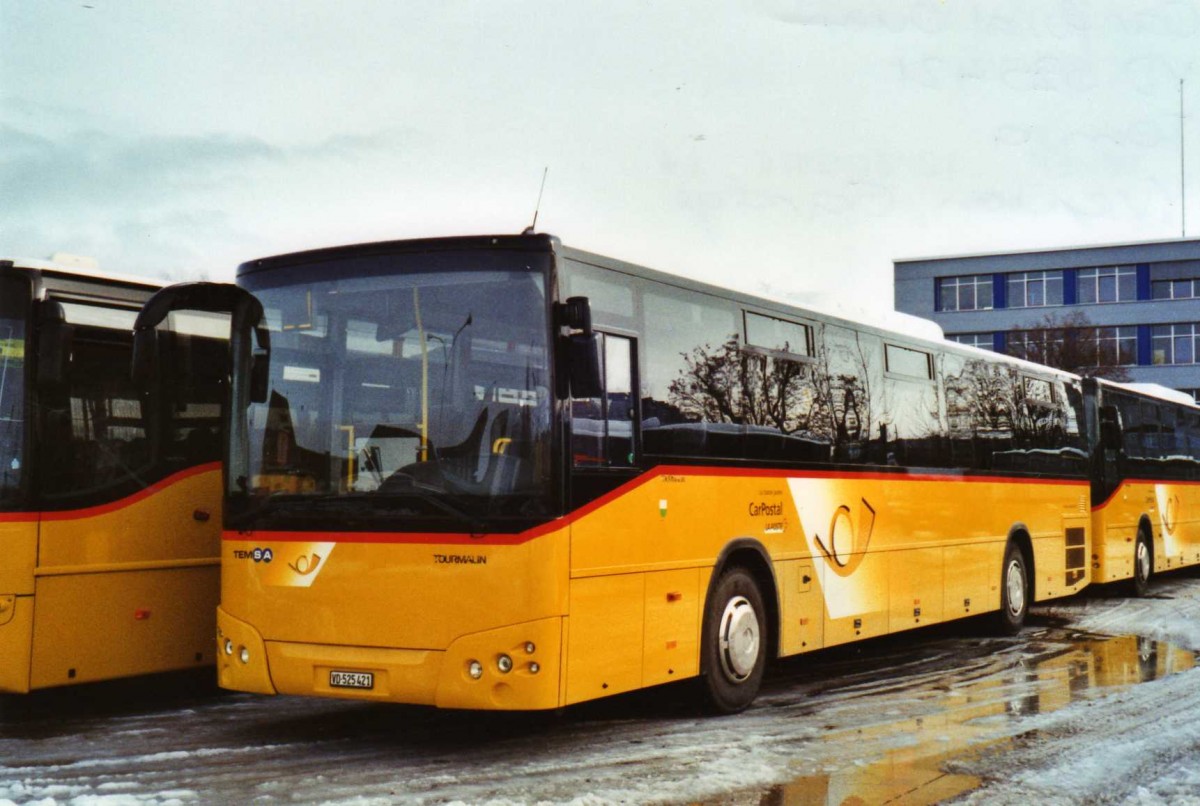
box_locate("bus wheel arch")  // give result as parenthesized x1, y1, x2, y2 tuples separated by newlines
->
(699, 540, 779, 713)
(1132, 516, 1154, 597)
(995, 527, 1034, 635)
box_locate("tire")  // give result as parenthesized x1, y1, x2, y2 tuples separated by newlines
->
(994, 541, 1029, 635)
(1131, 526, 1153, 598)
(700, 567, 767, 714)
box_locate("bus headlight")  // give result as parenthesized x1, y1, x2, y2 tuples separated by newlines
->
(468, 660, 484, 680)
(239, 646, 250, 664)
(224, 639, 234, 656)
(497, 654, 513, 674)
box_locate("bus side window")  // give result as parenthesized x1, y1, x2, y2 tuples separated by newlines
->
(571, 333, 635, 468)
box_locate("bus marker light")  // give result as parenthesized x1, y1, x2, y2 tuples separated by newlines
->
(134, 609, 151, 620)
(524, 642, 536, 654)
(468, 660, 484, 680)
(497, 654, 513, 673)
(529, 662, 540, 674)
(239, 646, 250, 664)
(224, 639, 234, 656)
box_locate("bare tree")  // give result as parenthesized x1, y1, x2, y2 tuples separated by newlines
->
(1005, 311, 1132, 381)
(667, 336, 827, 436)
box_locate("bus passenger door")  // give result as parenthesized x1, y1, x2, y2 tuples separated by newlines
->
(1098, 405, 1123, 500)
(565, 332, 648, 704)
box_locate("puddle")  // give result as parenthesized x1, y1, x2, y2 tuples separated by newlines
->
(749, 634, 1196, 805)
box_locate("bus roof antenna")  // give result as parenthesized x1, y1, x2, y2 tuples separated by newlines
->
(522, 166, 549, 235)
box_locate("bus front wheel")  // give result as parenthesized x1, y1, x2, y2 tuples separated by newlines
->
(700, 567, 766, 714)
(1131, 527, 1153, 597)
(994, 542, 1029, 635)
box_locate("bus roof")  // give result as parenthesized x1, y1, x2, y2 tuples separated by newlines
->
(237, 234, 557, 277)
(1102, 380, 1200, 408)
(235, 232, 1081, 385)
(2, 257, 166, 290)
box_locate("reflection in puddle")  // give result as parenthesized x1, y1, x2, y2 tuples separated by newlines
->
(759, 635, 1195, 805)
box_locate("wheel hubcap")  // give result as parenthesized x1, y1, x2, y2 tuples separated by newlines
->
(1137, 540, 1150, 583)
(718, 595, 760, 682)
(1006, 559, 1025, 617)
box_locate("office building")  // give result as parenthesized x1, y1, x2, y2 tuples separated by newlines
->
(894, 238, 1200, 397)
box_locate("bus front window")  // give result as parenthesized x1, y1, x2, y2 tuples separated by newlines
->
(230, 257, 552, 532)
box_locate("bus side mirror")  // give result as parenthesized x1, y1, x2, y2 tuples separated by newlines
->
(558, 296, 593, 335)
(250, 349, 269, 404)
(1099, 405, 1122, 451)
(36, 301, 74, 393)
(568, 332, 604, 398)
(555, 296, 601, 397)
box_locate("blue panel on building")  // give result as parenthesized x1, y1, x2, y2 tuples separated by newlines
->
(993, 331, 1006, 353)
(1137, 264, 1151, 300)
(1063, 269, 1077, 305)
(1138, 324, 1152, 366)
(992, 274, 1006, 309)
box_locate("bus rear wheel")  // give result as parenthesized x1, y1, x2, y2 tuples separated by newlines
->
(994, 542, 1029, 635)
(700, 567, 767, 714)
(1131, 527, 1153, 597)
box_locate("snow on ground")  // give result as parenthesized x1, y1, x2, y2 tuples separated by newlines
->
(951, 574, 1200, 806)
(3, 573, 1200, 805)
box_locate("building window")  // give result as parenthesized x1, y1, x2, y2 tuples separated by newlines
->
(1152, 278, 1200, 300)
(1152, 323, 1200, 365)
(1006, 330, 1062, 364)
(1077, 266, 1136, 304)
(947, 332, 994, 351)
(937, 275, 993, 312)
(1006, 270, 1063, 308)
(1080, 326, 1138, 367)
(1008, 325, 1136, 367)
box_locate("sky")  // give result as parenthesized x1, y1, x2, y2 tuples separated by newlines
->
(3, 0, 1200, 312)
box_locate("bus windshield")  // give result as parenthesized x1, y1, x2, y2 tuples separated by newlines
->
(229, 251, 554, 532)
(0, 274, 27, 506)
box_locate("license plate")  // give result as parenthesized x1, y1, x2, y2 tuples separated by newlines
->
(329, 670, 374, 689)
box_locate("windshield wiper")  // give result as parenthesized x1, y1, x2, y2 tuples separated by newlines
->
(365, 483, 490, 535)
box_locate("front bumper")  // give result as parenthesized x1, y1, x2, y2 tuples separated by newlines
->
(216, 607, 563, 710)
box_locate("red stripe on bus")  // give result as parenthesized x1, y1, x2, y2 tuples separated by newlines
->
(222, 465, 1088, 546)
(0, 462, 222, 524)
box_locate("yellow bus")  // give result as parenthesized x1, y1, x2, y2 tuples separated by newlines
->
(0, 258, 225, 693)
(1086, 378, 1200, 594)
(135, 234, 1094, 712)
